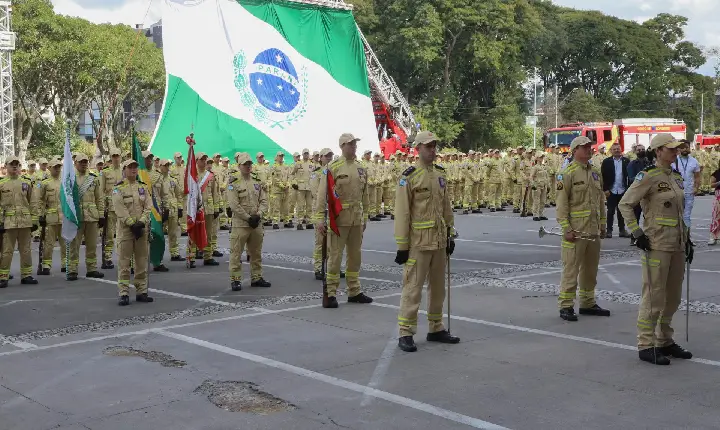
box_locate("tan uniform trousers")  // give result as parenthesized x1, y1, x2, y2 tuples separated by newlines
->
(513, 183, 523, 209)
(102, 211, 117, 262)
(166, 212, 180, 257)
(522, 182, 534, 212)
(117, 231, 149, 297)
(486, 183, 501, 209)
(637, 250, 685, 350)
(532, 187, 548, 217)
(368, 185, 377, 215)
(0, 228, 32, 279)
(69, 222, 99, 273)
(549, 175, 557, 204)
(326, 225, 363, 298)
(269, 192, 288, 223)
(558, 238, 601, 309)
(447, 182, 455, 205)
(398, 248, 447, 337)
(382, 184, 394, 214)
(229, 226, 264, 282)
(42, 224, 66, 270)
(463, 183, 476, 209)
(502, 178, 513, 203)
(180, 195, 188, 233)
(295, 190, 312, 221)
(287, 189, 297, 220)
(189, 213, 215, 258)
(313, 228, 324, 272)
(375, 186, 384, 214)
(212, 210, 220, 253)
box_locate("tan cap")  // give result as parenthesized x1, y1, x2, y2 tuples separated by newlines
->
(222, 157, 229, 162)
(312, 151, 319, 156)
(276, 151, 285, 157)
(174, 152, 183, 158)
(122, 159, 139, 169)
(206, 157, 214, 163)
(213, 153, 221, 158)
(293, 152, 300, 157)
(27, 159, 36, 165)
(319, 148, 333, 156)
(38, 157, 48, 164)
(75, 153, 89, 162)
(339, 133, 360, 146)
(237, 152, 252, 164)
(649, 133, 682, 150)
(5, 155, 20, 164)
(123, 151, 131, 158)
(160, 159, 171, 166)
(302, 148, 310, 154)
(363, 149, 372, 155)
(468, 150, 475, 155)
(141, 150, 153, 159)
(196, 152, 208, 160)
(50, 157, 62, 167)
(413, 131, 438, 146)
(570, 136, 593, 151)
(256, 152, 264, 158)
(109, 147, 121, 157)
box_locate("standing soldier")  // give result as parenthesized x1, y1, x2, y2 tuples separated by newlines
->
(205, 156, 223, 258)
(314, 133, 374, 308)
(556, 136, 609, 321)
(311, 148, 333, 279)
(100, 148, 123, 269)
(0, 156, 38, 286)
(269, 152, 291, 229)
(143, 150, 170, 272)
(530, 152, 550, 221)
(291, 148, 314, 229)
(393, 131, 459, 352)
(484, 149, 503, 212)
(227, 152, 271, 291)
(68, 153, 105, 281)
(159, 159, 184, 262)
(172, 152, 187, 236)
(31, 157, 64, 275)
(113, 159, 153, 306)
(189, 153, 220, 266)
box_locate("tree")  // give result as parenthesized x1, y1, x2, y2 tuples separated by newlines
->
(559, 90, 607, 123)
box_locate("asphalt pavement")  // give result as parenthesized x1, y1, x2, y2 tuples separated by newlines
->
(1, 196, 720, 429)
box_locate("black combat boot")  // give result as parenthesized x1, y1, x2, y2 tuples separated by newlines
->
(101, 260, 114, 269)
(659, 343, 693, 359)
(314, 271, 323, 280)
(204, 259, 220, 266)
(398, 336, 417, 352)
(231, 281, 242, 292)
(118, 295, 130, 306)
(212, 250, 223, 257)
(306, 223, 314, 230)
(347, 292, 373, 304)
(533, 216, 540, 221)
(323, 296, 339, 309)
(559, 307, 578, 321)
(136, 293, 154, 303)
(86, 271, 105, 278)
(0, 280, 8, 288)
(579, 304, 610, 317)
(639, 347, 670, 365)
(171, 255, 184, 262)
(297, 224, 305, 230)
(39, 268, 50, 276)
(21, 276, 38, 285)
(251, 278, 271, 288)
(426, 330, 460, 344)
(67, 273, 79, 281)
(273, 224, 280, 230)
(153, 264, 169, 272)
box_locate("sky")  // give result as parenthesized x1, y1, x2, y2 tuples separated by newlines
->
(50, 0, 718, 75)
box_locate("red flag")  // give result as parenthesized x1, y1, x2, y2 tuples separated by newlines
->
(326, 170, 342, 236)
(184, 138, 208, 251)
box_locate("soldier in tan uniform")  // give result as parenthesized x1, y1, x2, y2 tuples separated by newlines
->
(172, 152, 187, 236)
(0, 156, 38, 286)
(619, 134, 693, 365)
(31, 158, 65, 275)
(484, 149, 503, 212)
(512, 147, 525, 213)
(291, 148, 314, 229)
(530, 152, 550, 221)
(100, 148, 123, 269)
(311, 148, 333, 278)
(227, 152, 271, 291)
(112, 159, 154, 306)
(556, 136, 609, 321)
(314, 133, 374, 308)
(393, 131, 459, 352)
(67, 153, 105, 281)
(205, 156, 223, 258)
(269, 151, 291, 229)
(159, 159, 184, 262)
(189, 153, 221, 266)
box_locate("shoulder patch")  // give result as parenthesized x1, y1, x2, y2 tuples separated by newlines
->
(401, 166, 416, 177)
(89, 172, 97, 177)
(642, 166, 656, 172)
(635, 172, 645, 182)
(434, 164, 445, 171)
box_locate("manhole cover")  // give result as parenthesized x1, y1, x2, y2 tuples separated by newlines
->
(194, 380, 296, 414)
(103, 346, 187, 368)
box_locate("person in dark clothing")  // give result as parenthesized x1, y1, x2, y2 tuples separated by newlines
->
(601, 143, 631, 238)
(626, 145, 651, 245)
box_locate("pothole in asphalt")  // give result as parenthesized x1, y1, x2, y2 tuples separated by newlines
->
(103, 346, 187, 368)
(194, 380, 297, 414)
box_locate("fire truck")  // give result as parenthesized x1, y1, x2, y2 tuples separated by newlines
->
(694, 134, 720, 148)
(544, 118, 687, 153)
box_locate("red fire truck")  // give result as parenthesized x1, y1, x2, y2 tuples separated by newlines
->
(694, 134, 720, 148)
(544, 118, 686, 153)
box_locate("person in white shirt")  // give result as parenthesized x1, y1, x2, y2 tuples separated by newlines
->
(674, 141, 701, 229)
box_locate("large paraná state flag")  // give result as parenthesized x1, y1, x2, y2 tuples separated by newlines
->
(149, 0, 378, 160)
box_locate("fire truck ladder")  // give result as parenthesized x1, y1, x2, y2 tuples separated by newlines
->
(284, 0, 417, 139)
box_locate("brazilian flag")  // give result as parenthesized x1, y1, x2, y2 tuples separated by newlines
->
(131, 129, 165, 266)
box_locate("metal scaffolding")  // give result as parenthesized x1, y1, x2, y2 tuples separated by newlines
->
(0, 0, 14, 164)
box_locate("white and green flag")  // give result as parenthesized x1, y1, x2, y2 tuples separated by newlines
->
(60, 127, 81, 242)
(150, 0, 378, 159)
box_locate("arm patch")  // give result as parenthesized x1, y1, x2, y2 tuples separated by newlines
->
(401, 166, 416, 177)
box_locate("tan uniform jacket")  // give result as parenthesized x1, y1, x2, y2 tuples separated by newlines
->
(270, 164, 290, 193)
(394, 162, 454, 252)
(618, 166, 687, 252)
(196, 168, 219, 214)
(485, 158, 502, 184)
(76, 171, 104, 222)
(31, 177, 62, 225)
(555, 161, 606, 236)
(309, 165, 323, 198)
(159, 173, 180, 211)
(313, 156, 369, 225)
(530, 163, 550, 187)
(292, 160, 314, 191)
(100, 165, 124, 212)
(0, 175, 33, 228)
(111, 179, 152, 240)
(227, 171, 268, 227)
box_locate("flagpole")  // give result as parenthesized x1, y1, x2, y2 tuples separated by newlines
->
(64, 119, 71, 281)
(322, 171, 329, 308)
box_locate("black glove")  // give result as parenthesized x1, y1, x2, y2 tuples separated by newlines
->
(447, 239, 455, 255)
(248, 214, 261, 229)
(131, 221, 145, 240)
(162, 209, 169, 222)
(39, 216, 47, 227)
(214, 211, 220, 219)
(513, 179, 518, 184)
(227, 208, 233, 218)
(635, 234, 651, 251)
(531, 186, 536, 190)
(686, 239, 694, 264)
(178, 209, 183, 219)
(0, 223, 5, 234)
(31, 224, 38, 232)
(394, 250, 409, 265)
(98, 218, 105, 228)
(292, 184, 299, 190)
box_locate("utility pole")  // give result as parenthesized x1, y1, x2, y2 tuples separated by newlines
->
(532, 69, 538, 149)
(700, 92, 704, 136)
(554, 83, 558, 128)
(0, 0, 15, 164)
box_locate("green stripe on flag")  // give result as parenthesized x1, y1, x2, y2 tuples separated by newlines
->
(132, 130, 166, 266)
(238, 0, 370, 97)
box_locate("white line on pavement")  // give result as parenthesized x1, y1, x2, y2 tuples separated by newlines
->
(84, 277, 241, 307)
(615, 261, 720, 274)
(362, 249, 520, 266)
(0, 300, 18, 308)
(262, 264, 397, 283)
(601, 268, 621, 285)
(455, 238, 559, 248)
(360, 335, 400, 407)
(157, 330, 509, 430)
(0, 334, 37, 350)
(369, 302, 720, 368)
